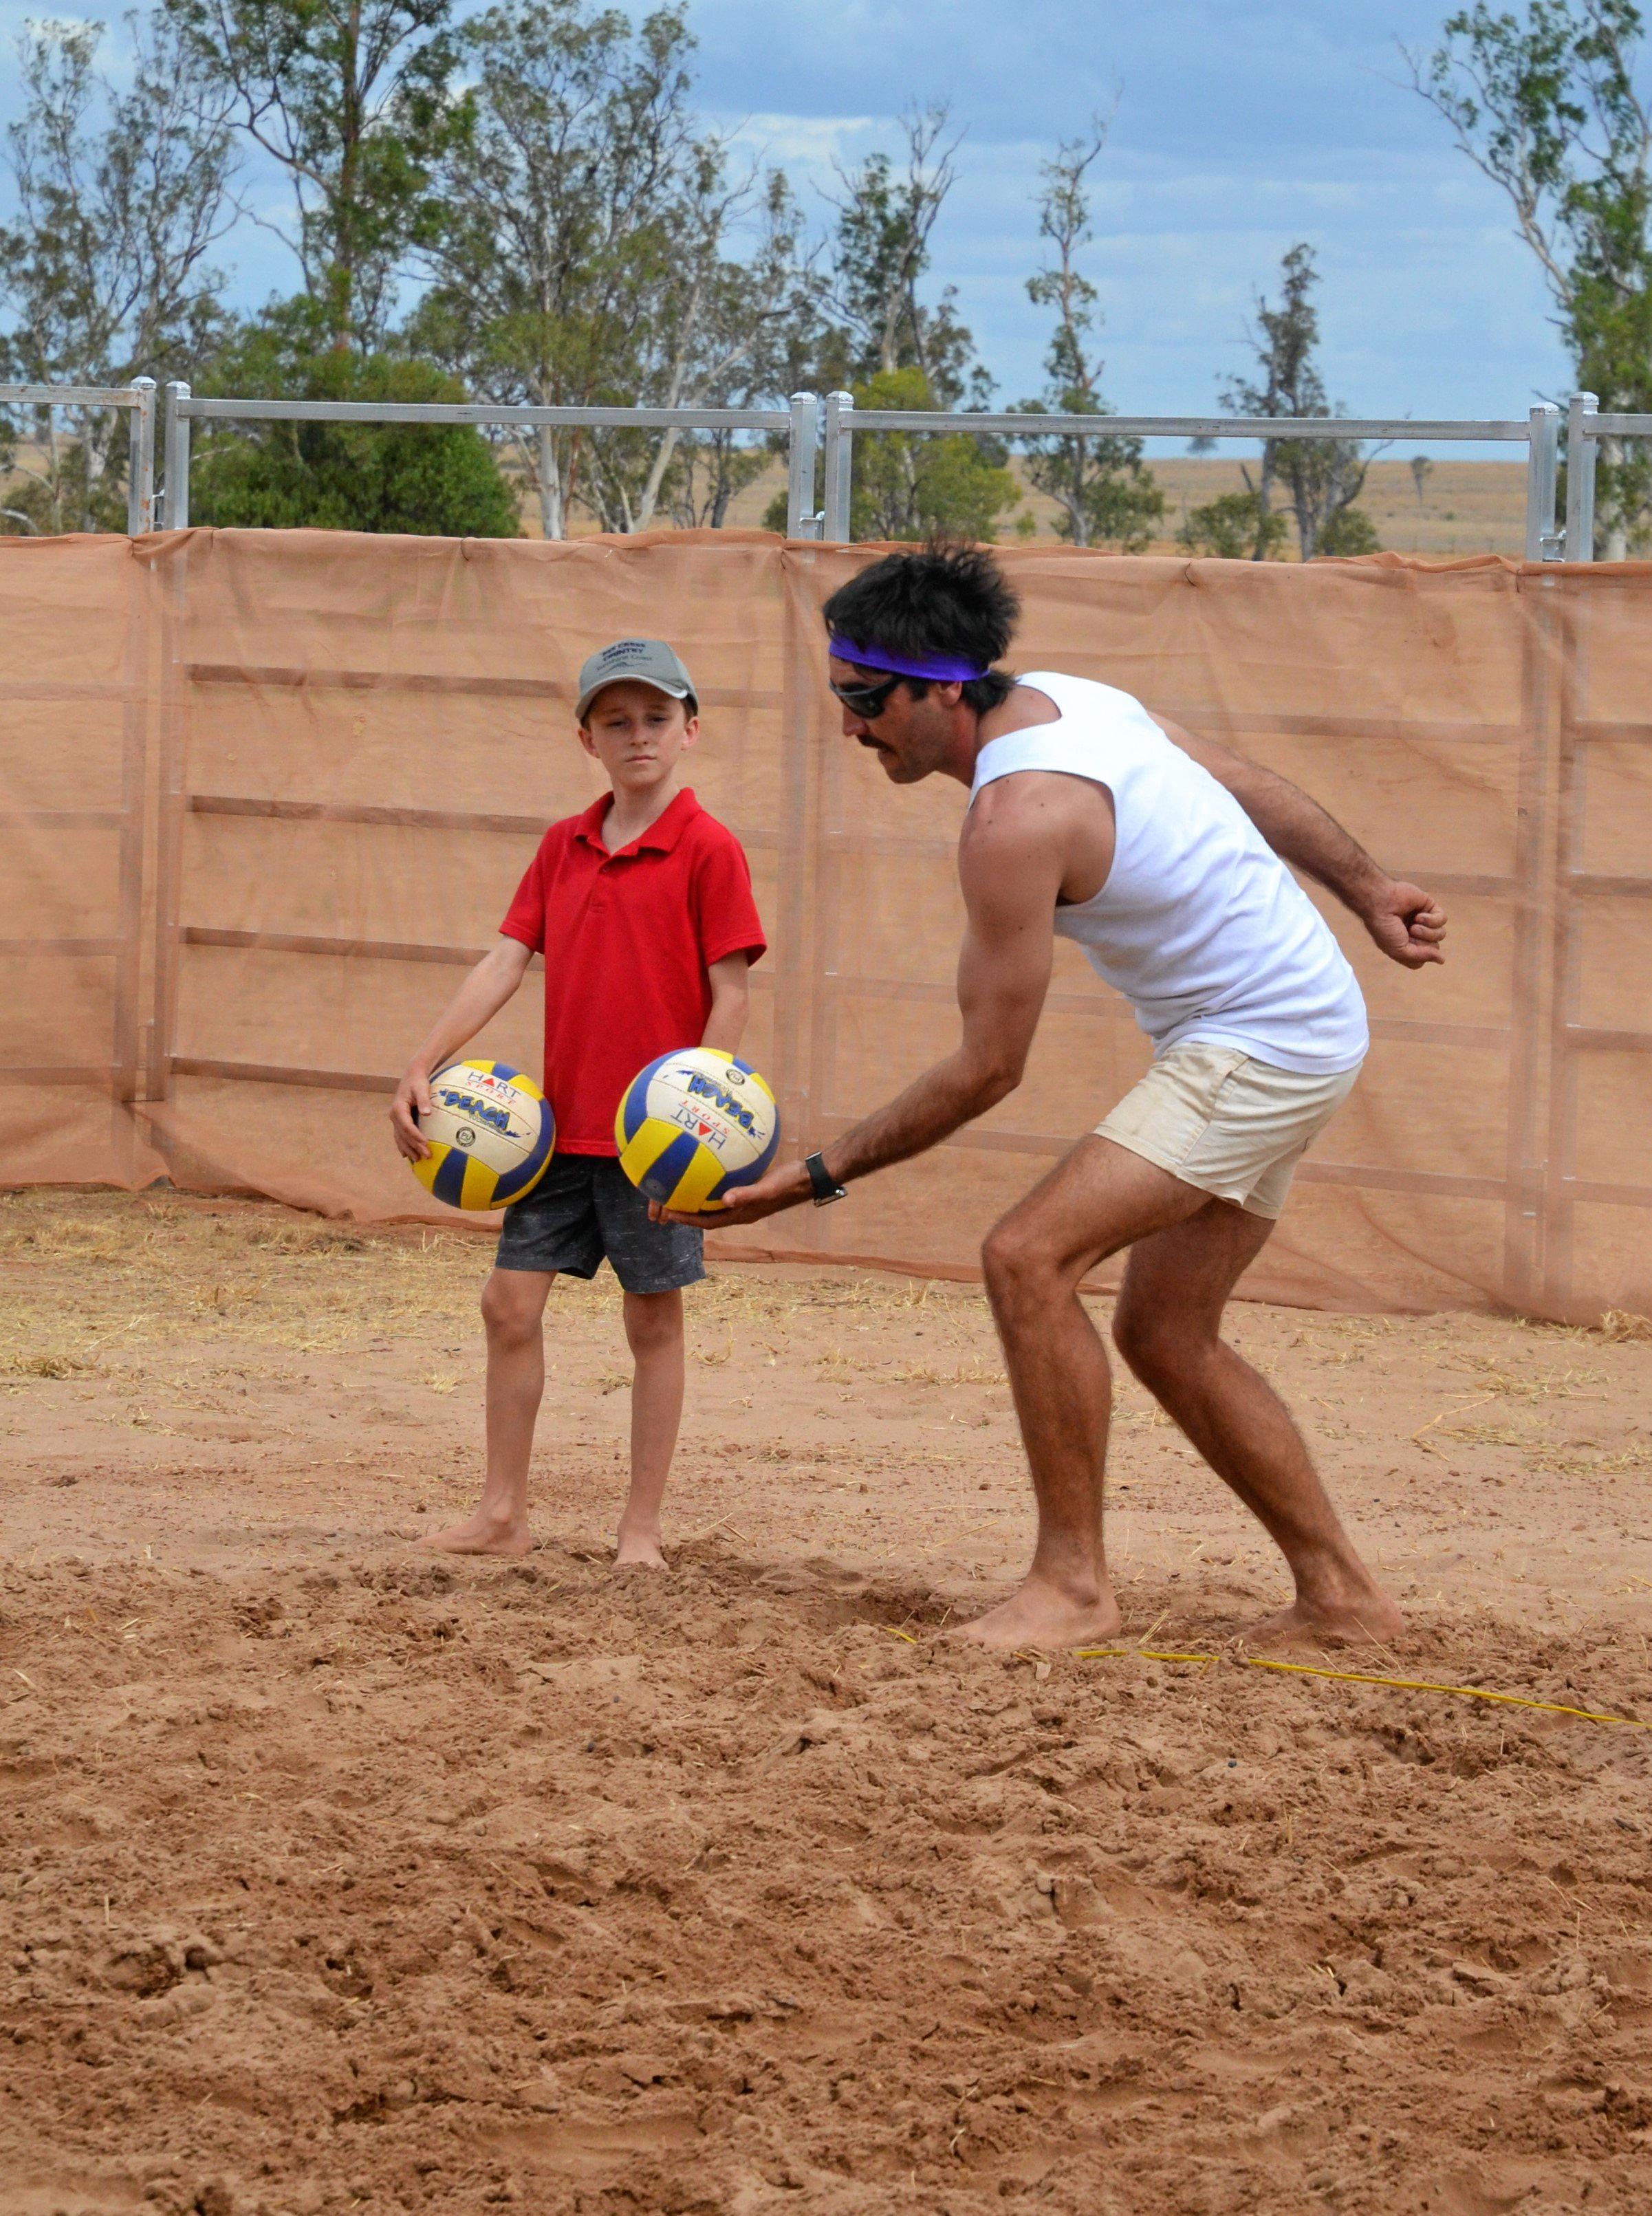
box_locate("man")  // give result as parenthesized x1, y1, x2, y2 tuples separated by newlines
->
(668, 547, 1444, 1651)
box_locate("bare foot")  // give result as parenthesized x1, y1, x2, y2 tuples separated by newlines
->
(948, 1576, 1123, 1652)
(615, 1522, 668, 1569)
(1248, 1592, 1404, 1651)
(418, 1508, 532, 1558)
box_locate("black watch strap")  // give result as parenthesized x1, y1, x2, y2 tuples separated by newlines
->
(805, 1151, 847, 1206)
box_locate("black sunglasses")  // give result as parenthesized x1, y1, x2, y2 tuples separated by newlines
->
(829, 671, 904, 718)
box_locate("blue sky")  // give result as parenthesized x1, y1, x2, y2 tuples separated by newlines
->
(0, 0, 1576, 444)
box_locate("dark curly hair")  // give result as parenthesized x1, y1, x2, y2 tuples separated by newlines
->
(821, 542, 1021, 715)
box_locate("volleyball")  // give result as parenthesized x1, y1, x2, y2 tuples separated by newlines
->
(410, 1058, 554, 1211)
(615, 1047, 780, 1210)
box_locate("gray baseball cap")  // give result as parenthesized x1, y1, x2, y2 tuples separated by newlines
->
(575, 638, 698, 721)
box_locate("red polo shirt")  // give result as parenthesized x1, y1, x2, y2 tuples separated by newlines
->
(499, 787, 766, 1155)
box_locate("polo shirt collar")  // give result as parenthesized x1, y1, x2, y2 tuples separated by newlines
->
(577, 785, 702, 859)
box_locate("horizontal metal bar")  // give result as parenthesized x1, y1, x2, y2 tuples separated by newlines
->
(189, 794, 547, 836)
(0, 809, 127, 829)
(184, 662, 780, 712)
(840, 411, 1530, 443)
(0, 937, 119, 956)
(1563, 1025, 1652, 1052)
(1561, 1177, 1652, 1207)
(183, 926, 539, 968)
(1569, 874, 1652, 898)
(182, 398, 789, 431)
(1583, 415, 1652, 437)
(0, 384, 144, 409)
(170, 1055, 398, 1094)
(1293, 1161, 1508, 1200)
(0, 1065, 118, 1085)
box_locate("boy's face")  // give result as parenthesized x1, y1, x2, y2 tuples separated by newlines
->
(578, 680, 698, 792)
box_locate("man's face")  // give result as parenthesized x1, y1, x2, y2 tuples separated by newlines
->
(829, 657, 959, 785)
(578, 681, 697, 789)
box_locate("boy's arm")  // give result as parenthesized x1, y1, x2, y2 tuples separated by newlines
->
(700, 952, 751, 1056)
(1153, 713, 1448, 969)
(390, 937, 534, 1160)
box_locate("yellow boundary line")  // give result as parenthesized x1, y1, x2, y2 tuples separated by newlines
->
(881, 1628, 1647, 1728)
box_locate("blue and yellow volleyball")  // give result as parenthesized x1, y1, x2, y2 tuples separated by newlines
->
(411, 1058, 554, 1211)
(614, 1047, 779, 1210)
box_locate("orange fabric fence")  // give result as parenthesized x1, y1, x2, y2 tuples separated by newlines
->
(3, 527, 1649, 1321)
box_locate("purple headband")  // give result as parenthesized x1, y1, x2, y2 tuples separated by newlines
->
(827, 634, 990, 684)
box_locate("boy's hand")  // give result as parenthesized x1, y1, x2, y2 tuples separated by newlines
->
(651, 1161, 813, 1229)
(391, 1068, 435, 1161)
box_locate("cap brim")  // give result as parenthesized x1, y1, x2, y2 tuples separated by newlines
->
(576, 675, 693, 720)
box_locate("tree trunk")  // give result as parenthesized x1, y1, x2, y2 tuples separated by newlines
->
(536, 424, 564, 541)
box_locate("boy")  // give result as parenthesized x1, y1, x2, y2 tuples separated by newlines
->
(390, 638, 765, 1567)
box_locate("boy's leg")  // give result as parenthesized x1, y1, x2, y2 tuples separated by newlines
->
(421, 1266, 554, 1556)
(616, 1288, 686, 1567)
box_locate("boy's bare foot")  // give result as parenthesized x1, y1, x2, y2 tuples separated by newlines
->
(949, 1575, 1123, 1651)
(418, 1507, 532, 1558)
(1248, 1590, 1404, 1650)
(615, 1520, 668, 1569)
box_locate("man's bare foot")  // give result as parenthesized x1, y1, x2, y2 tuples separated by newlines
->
(949, 1576, 1123, 1651)
(615, 1521, 668, 1569)
(1248, 1590, 1404, 1651)
(418, 1507, 532, 1558)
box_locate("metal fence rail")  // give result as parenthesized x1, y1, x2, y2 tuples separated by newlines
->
(3, 377, 1648, 556)
(0, 378, 156, 533)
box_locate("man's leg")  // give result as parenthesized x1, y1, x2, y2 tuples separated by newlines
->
(421, 1267, 554, 1557)
(964, 1138, 1212, 1649)
(616, 1287, 685, 1567)
(1112, 1206, 1401, 1644)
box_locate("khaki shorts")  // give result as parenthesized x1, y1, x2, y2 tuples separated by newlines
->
(1096, 1041, 1362, 1220)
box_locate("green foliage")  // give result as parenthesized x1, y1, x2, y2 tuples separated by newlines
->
(1413, 2, 1652, 550)
(413, 1, 814, 535)
(1316, 505, 1381, 556)
(191, 344, 520, 534)
(0, 12, 235, 532)
(163, 0, 464, 349)
(1015, 126, 1164, 550)
(1177, 490, 1289, 561)
(1222, 243, 1369, 560)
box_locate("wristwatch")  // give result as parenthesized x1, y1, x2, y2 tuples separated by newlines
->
(804, 1151, 847, 1207)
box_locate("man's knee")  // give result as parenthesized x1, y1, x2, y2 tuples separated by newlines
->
(981, 1217, 1061, 1307)
(1113, 1296, 1206, 1387)
(623, 1288, 682, 1356)
(481, 1270, 547, 1348)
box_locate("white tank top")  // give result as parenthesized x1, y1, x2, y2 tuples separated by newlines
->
(970, 672, 1368, 1074)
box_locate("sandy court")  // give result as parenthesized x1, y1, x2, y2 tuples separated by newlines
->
(3, 1186, 1651, 2215)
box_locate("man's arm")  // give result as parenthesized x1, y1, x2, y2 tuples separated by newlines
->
(1155, 713, 1447, 970)
(661, 787, 1069, 1227)
(699, 952, 752, 1055)
(390, 936, 535, 1160)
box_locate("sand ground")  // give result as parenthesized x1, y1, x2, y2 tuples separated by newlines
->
(3, 1186, 1651, 2216)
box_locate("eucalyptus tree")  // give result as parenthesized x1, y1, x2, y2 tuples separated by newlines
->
(1013, 121, 1163, 550)
(0, 11, 237, 530)
(1410, 1, 1652, 554)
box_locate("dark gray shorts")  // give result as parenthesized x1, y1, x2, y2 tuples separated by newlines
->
(494, 1155, 704, 1295)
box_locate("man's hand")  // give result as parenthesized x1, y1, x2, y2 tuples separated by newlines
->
(650, 1161, 812, 1230)
(390, 1068, 435, 1161)
(1360, 878, 1447, 969)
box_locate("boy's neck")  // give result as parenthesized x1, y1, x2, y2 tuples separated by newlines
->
(602, 772, 684, 851)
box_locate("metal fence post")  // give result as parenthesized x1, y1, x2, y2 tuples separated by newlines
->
(162, 380, 192, 528)
(786, 391, 819, 539)
(1523, 403, 1561, 561)
(822, 391, 854, 543)
(126, 378, 157, 534)
(1564, 391, 1598, 561)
